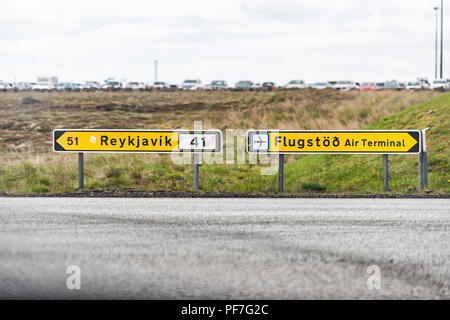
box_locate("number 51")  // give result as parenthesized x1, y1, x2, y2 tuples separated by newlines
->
(67, 137, 78, 145)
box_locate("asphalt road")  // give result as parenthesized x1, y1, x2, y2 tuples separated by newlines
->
(0, 197, 448, 299)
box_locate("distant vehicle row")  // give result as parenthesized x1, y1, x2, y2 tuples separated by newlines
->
(1, 78, 449, 92)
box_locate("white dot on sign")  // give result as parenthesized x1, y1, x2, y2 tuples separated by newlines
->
(90, 136, 96, 143)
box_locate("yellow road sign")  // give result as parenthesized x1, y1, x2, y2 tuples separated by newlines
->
(53, 129, 222, 153)
(247, 130, 421, 154)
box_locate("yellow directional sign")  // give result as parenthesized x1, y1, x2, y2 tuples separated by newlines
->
(247, 130, 421, 154)
(54, 129, 222, 153)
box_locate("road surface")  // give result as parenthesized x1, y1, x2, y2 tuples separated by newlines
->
(0, 197, 448, 299)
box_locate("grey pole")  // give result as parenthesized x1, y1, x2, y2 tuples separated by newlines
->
(78, 152, 84, 190)
(435, 7, 440, 79)
(278, 154, 284, 193)
(440, 0, 444, 79)
(382, 154, 389, 192)
(193, 153, 199, 192)
(419, 152, 425, 191)
(423, 152, 428, 186)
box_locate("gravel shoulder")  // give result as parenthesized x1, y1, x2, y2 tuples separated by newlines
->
(1, 189, 449, 199)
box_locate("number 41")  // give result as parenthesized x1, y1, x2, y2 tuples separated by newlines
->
(190, 137, 206, 147)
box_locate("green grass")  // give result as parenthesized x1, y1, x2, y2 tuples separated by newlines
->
(280, 93, 450, 194)
(0, 92, 448, 195)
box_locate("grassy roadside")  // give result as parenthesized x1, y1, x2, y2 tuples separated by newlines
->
(0, 89, 440, 153)
(0, 91, 448, 195)
(282, 93, 449, 194)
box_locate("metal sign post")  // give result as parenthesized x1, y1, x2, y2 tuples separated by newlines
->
(421, 128, 431, 188)
(193, 153, 199, 192)
(54, 129, 222, 192)
(419, 151, 425, 191)
(278, 154, 284, 193)
(424, 152, 428, 186)
(78, 152, 84, 190)
(382, 154, 389, 192)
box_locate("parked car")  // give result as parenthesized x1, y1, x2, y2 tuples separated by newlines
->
(101, 79, 123, 90)
(308, 82, 331, 90)
(375, 82, 385, 90)
(384, 80, 402, 90)
(252, 83, 263, 90)
(359, 82, 376, 91)
(235, 80, 254, 90)
(82, 81, 101, 90)
(13, 82, 32, 91)
(32, 82, 54, 90)
(285, 80, 306, 89)
(328, 81, 338, 88)
(406, 81, 422, 90)
(0, 81, 13, 91)
(262, 82, 276, 90)
(73, 83, 84, 91)
(56, 82, 74, 91)
(334, 80, 359, 91)
(210, 80, 228, 90)
(417, 78, 430, 89)
(151, 81, 169, 90)
(430, 79, 449, 90)
(124, 82, 146, 90)
(181, 79, 202, 90)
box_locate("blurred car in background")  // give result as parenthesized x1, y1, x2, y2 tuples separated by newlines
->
(334, 80, 359, 91)
(405, 81, 422, 90)
(430, 79, 449, 90)
(73, 83, 84, 91)
(235, 80, 254, 90)
(56, 82, 74, 91)
(101, 79, 123, 90)
(181, 79, 202, 90)
(384, 80, 401, 90)
(210, 80, 228, 90)
(285, 80, 306, 89)
(82, 81, 101, 90)
(375, 82, 385, 90)
(359, 82, 376, 91)
(253, 83, 263, 90)
(308, 82, 331, 90)
(13, 82, 32, 91)
(262, 82, 276, 90)
(32, 82, 55, 90)
(151, 81, 169, 90)
(124, 82, 146, 90)
(0, 81, 13, 91)
(417, 77, 430, 89)
(327, 81, 337, 88)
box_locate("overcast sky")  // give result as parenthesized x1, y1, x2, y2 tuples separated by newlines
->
(0, 0, 448, 84)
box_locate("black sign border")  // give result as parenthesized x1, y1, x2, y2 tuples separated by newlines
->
(246, 130, 421, 155)
(53, 129, 222, 153)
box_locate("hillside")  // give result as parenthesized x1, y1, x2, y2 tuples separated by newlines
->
(281, 94, 449, 194)
(0, 89, 448, 194)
